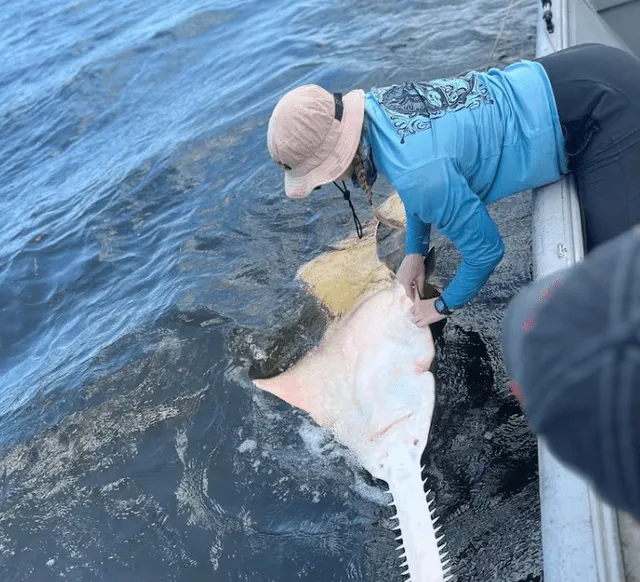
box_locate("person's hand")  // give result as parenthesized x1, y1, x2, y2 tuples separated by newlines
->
(396, 253, 425, 298)
(411, 289, 447, 328)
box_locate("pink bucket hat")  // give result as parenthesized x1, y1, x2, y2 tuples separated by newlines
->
(267, 84, 366, 199)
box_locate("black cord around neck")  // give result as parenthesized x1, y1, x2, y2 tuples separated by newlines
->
(333, 181, 363, 239)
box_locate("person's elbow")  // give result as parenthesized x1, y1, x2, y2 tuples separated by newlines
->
(488, 236, 505, 266)
(466, 236, 505, 270)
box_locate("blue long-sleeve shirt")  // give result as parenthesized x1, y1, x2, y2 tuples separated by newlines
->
(364, 60, 568, 309)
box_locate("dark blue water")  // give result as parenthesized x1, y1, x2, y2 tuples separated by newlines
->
(0, 0, 543, 579)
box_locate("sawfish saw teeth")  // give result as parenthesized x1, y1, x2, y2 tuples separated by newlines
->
(387, 469, 454, 582)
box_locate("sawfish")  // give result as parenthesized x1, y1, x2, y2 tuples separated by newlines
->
(252, 279, 453, 582)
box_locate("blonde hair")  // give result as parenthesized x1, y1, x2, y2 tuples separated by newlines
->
(351, 148, 404, 232)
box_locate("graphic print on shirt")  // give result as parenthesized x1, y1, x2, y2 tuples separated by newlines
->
(370, 72, 494, 143)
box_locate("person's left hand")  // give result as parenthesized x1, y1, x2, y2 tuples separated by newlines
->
(410, 290, 447, 328)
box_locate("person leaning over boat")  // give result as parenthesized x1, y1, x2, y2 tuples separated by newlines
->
(266, 42, 640, 328)
(500, 225, 640, 520)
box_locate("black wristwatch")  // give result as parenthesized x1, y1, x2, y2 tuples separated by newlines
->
(434, 297, 453, 316)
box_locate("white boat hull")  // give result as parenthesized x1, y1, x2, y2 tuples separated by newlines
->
(533, 1, 640, 580)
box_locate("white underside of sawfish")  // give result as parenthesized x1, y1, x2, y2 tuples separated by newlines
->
(253, 280, 454, 582)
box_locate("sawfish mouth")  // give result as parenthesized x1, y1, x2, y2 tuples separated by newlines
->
(369, 412, 414, 441)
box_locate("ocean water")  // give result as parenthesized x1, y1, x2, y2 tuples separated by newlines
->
(0, 0, 542, 580)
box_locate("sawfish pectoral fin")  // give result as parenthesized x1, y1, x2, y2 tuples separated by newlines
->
(253, 375, 309, 412)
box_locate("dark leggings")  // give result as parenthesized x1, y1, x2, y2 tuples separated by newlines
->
(537, 43, 640, 251)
